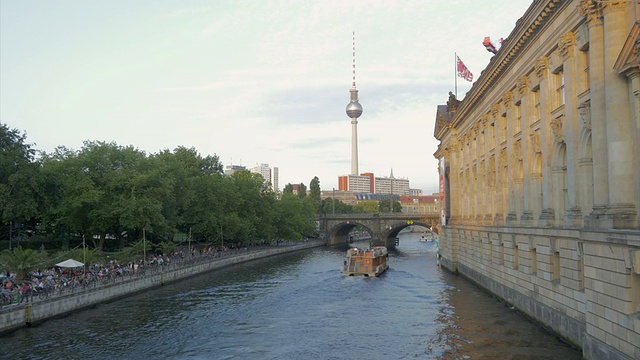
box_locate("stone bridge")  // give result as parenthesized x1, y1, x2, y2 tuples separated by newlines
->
(317, 213, 440, 247)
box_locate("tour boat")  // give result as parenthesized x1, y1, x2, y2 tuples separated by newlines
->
(420, 232, 435, 242)
(342, 246, 389, 277)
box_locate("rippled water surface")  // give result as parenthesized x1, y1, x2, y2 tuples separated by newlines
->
(1, 233, 582, 359)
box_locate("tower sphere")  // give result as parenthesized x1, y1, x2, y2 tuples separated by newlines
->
(346, 101, 363, 118)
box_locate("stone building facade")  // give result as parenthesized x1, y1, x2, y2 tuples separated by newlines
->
(433, 1, 640, 359)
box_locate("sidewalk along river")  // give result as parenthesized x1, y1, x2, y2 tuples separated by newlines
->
(0, 240, 324, 334)
(0, 233, 582, 359)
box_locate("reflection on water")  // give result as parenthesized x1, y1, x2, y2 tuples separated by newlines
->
(1, 233, 581, 359)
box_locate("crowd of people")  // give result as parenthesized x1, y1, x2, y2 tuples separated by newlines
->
(1, 251, 180, 306)
(0, 241, 288, 308)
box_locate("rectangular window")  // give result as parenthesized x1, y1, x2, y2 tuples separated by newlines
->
(555, 68, 565, 108)
(632, 273, 640, 313)
(552, 251, 561, 281)
(487, 238, 492, 261)
(514, 104, 522, 135)
(532, 90, 540, 126)
(577, 242, 585, 291)
(531, 248, 537, 275)
(581, 49, 590, 93)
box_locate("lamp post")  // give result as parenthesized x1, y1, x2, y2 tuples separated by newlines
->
(83, 234, 86, 275)
(143, 228, 146, 268)
(390, 178, 393, 214)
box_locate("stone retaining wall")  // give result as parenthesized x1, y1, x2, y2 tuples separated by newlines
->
(438, 225, 640, 360)
(0, 241, 323, 334)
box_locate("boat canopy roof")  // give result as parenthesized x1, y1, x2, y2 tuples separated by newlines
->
(347, 246, 387, 257)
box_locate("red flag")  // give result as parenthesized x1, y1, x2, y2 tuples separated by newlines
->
(456, 56, 473, 82)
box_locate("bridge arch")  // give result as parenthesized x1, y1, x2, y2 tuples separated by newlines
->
(318, 213, 439, 247)
(381, 221, 434, 246)
(328, 221, 374, 246)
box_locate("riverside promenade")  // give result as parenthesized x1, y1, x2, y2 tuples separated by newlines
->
(0, 240, 324, 334)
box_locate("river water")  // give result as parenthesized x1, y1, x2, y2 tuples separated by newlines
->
(1, 232, 582, 360)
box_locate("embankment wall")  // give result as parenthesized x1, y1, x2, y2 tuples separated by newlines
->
(439, 226, 640, 360)
(0, 241, 323, 334)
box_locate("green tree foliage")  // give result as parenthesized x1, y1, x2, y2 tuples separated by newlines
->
(0, 247, 40, 279)
(379, 199, 403, 213)
(0, 127, 317, 250)
(319, 197, 353, 214)
(156, 241, 177, 256)
(0, 124, 42, 227)
(352, 200, 379, 214)
(274, 193, 316, 241)
(308, 176, 321, 213)
(297, 183, 307, 198)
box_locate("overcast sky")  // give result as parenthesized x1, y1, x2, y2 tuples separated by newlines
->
(1, 0, 532, 193)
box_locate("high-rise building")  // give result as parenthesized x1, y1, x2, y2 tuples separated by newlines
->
(271, 167, 279, 193)
(224, 164, 246, 176)
(338, 171, 411, 195)
(374, 176, 410, 195)
(250, 163, 278, 192)
(338, 174, 371, 193)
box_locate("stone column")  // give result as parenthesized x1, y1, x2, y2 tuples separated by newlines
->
(630, 71, 640, 227)
(448, 134, 462, 225)
(487, 154, 496, 226)
(481, 115, 492, 225)
(498, 148, 509, 227)
(518, 76, 535, 226)
(578, 0, 608, 227)
(477, 160, 486, 225)
(535, 56, 556, 227)
(504, 91, 518, 225)
(559, 31, 583, 227)
(577, 100, 595, 214)
(603, 3, 637, 228)
(473, 124, 481, 225)
(491, 104, 504, 226)
(463, 167, 469, 224)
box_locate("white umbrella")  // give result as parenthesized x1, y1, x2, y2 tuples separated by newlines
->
(55, 259, 84, 268)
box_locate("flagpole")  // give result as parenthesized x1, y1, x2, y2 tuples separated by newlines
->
(454, 52, 458, 99)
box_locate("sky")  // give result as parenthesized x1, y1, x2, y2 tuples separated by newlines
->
(1, 0, 533, 194)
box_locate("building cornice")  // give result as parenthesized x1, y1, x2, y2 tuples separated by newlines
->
(449, 0, 565, 129)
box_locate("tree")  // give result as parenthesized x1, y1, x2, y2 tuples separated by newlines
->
(297, 183, 307, 198)
(0, 125, 317, 250)
(274, 193, 316, 241)
(157, 241, 177, 256)
(352, 200, 379, 214)
(379, 199, 403, 213)
(0, 247, 40, 280)
(319, 197, 353, 214)
(224, 170, 276, 244)
(308, 176, 321, 213)
(0, 124, 42, 236)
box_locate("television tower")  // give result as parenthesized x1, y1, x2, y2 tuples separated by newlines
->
(346, 31, 363, 176)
